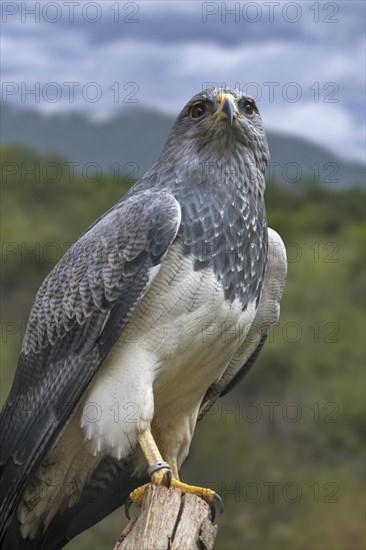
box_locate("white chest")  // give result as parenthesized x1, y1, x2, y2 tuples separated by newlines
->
(80, 241, 257, 459)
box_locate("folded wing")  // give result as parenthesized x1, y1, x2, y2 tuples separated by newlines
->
(0, 190, 181, 543)
(199, 228, 287, 419)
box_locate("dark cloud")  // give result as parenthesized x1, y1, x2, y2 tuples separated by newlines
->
(1, 0, 365, 161)
(2, 1, 365, 49)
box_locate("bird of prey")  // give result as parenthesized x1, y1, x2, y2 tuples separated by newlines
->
(0, 87, 287, 549)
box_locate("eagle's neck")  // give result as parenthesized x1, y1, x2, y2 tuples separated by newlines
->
(170, 158, 268, 311)
(134, 142, 268, 310)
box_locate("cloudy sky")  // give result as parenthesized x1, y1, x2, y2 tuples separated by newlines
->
(1, 0, 365, 162)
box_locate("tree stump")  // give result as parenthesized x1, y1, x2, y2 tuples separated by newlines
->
(113, 485, 218, 550)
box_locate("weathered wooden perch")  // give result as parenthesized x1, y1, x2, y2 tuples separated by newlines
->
(113, 485, 218, 550)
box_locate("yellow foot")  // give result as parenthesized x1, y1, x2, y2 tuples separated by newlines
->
(128, 467, 171, 508)
(169, 478, 217, 505)
(126, 430, 223, 519)
(126, 470, 224, 520)
(126, 465, 171, 518)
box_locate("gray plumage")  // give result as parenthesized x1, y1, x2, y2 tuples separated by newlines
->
(0, 87, 287, 549)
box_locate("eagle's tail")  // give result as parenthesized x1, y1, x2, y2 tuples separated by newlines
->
(1, 457, 146, 550)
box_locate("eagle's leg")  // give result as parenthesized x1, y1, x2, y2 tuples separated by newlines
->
(137, 428, 172, 486)
(125, 428, 172, 518)
(126, 429, 223, 519)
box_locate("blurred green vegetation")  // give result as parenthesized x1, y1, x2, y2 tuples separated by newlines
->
(1, 146, 365, 550)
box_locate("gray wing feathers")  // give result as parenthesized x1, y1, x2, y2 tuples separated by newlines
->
(0, 190, 181, 538)
(22, 191, 180, 356)
(198, 228, 287, 419)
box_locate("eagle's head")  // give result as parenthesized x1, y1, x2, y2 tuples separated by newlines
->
(160, 86, 269, 171)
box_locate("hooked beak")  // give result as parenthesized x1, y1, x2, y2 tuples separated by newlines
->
(212, 93, 239, 126)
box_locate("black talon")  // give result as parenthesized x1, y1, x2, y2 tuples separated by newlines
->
(125, 497, 133, 520)
(165, 469, 172, 487)
(209, 493, 224, 522)
(210, 503, 216, 522)
(214, 493, 225, 515)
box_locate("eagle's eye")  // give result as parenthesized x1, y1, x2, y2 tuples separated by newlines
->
(190, 102, 207, 119)
(242, 100, 256, 117)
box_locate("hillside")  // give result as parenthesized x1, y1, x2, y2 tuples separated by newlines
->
(1, 103, 364, 188)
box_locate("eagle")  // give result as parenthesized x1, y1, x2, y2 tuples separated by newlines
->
(0, 87, 287, 549)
